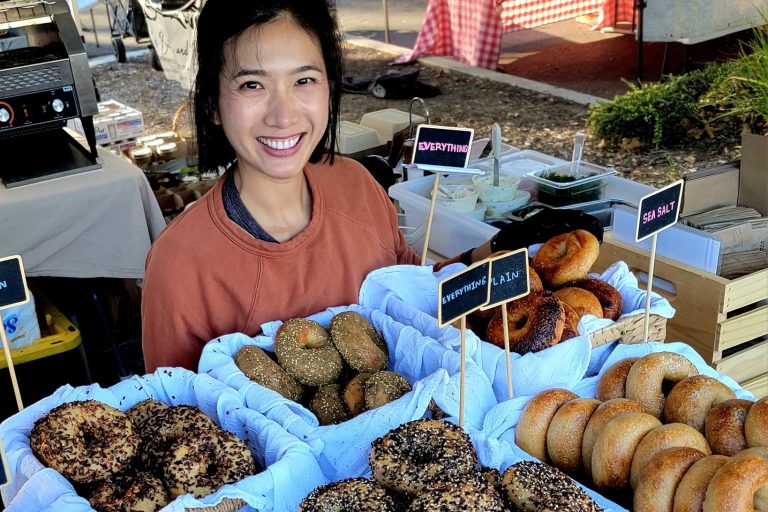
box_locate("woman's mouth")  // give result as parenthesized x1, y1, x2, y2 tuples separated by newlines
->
(257, 135, 301, 151)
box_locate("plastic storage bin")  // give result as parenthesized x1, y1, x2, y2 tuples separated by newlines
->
(336, 121, 383, 155)
(359, 108, 425, 143)
(389, 175, 499, 258)
(527, 161, 616, 206)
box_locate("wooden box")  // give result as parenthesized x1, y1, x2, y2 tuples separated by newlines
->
(593, 238, 768, 398)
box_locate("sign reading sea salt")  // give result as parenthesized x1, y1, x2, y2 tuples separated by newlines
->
(0, 255, 28, 412)
(438, 261, 491, 327)
(636, 180, 684, 242)
(635, 180, 684, 342)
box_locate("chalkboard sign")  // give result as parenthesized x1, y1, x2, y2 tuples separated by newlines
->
(636, 180, 684, 242)
(413, 125, 474, 171)
(482, 249, 530, 309)
(0, 256, 28, 310)
(438, 261, 491, 327)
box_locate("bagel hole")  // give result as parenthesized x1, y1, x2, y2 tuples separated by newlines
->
(512, 315, 529, 330)
(661, 379, 677, 396)
(205, 462, 219, 478)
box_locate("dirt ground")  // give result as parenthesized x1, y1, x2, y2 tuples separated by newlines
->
(92, 44, 743, 187)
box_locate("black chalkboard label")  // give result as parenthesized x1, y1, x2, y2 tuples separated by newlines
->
(0, 256, 28, 310)
(413, 125, 474, 169)
(438, 261, 491, 327)
(636, 180, 684, 242)
(0, 439, 9, 487)
(482, 249, 530, 309)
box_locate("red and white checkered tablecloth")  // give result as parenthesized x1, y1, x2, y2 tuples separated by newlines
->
(395, 0, 636, 70)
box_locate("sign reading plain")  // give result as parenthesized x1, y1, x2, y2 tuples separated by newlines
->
(482, 249, 530, 309)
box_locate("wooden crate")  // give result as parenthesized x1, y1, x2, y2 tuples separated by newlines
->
(593, 238, 768, 398)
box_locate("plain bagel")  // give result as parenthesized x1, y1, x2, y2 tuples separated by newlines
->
(515, 388, 579, 462)
(625, 352, 699, 418)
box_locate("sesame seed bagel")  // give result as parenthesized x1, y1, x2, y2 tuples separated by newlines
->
(88, 470, 169, 512)
(234, 345, 304, 401)
(370, 419, 478, 495)
(30, 400, 139, 483)
(125, 399, 169, 433)
(299, 478, 400, 512)
(162, 428, 257, 499)
(408, 482, 509, 511)
(502, 460, 603, 511)
(364, 371, 412, 410)
(274, 318, 344, 387)
(329, 311, 388, 373)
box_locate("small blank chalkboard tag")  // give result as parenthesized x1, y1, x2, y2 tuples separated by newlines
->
(0, 439, 9, 487)
(636, 180, 684, 242)
(438, 261, 491, 327)
(0, 256, 28, 311)
(482, 249, 530, 309)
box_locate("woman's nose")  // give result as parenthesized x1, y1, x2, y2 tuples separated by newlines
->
(264, 89, 299, 128)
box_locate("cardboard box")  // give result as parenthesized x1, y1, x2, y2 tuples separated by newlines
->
(67, 100, 146, 146)
(740, 133, 768, 216)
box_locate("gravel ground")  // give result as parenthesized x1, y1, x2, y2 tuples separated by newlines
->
(92, 44, 743, 187)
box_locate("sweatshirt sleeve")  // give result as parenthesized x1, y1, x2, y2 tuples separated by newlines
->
(141, 245, 205, 373)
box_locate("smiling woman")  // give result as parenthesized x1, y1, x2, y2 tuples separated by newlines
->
(139, 0, 425, 373)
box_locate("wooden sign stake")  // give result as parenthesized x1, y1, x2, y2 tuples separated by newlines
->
(479, 249, 530, 400)
(437, 260, 492, 427)
(459, 316, 466, 427)
(421, 173, 441, 265)
(0, 316, 23, 412)
(643, 234, 658, 342)
(500, 306, 513, 399)
(635, 180, 683, 343)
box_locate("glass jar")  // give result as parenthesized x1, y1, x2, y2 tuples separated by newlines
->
(144, 138, 165, 159)
(156, 142, 180, 162)
(129, 146, 153, 170)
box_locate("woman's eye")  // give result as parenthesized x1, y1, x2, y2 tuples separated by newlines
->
(240, 81, 262, 90)
(296, 77, 318, 86)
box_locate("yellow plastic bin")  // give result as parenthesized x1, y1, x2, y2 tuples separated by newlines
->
(0, 301, 87, 375)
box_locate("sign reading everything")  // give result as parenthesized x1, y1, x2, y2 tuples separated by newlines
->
(438, 261, 491, 327)
(0, 256, 28, 310)
(636, 180, 684, 242)
(413, 125, 474, 170)
(482, 249, 530, 309)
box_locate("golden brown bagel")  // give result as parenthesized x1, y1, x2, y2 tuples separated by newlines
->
(673, 455, 730, 512)
(546, 398, 601, 475)
(629, 422, 711, 489)
(596, 357, 639, 402)
(703, 454, 768, 512)
(564, 277, 623, 321)
(531, 229, 600, 288)
(558, 302, 580, 343)
(705, 398, 754, 456)
(486, 291, 565, 354)
(553, 287, 603, 320)
(515, 388, 579, 462)
(746, 396, 768, 448)
(591, 411, 661, 491)
(582, 398, 645, 476)
(732, 447, 768, 511)
(625, 352, 699, 418)
(663, 375, 736, 432)
(634, 447, 706, 512)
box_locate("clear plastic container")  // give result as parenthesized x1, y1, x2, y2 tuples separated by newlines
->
(528, 161, 616, 206)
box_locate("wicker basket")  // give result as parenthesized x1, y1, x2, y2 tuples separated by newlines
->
(185, 498, 247, 512)
(588, 313, 667, 348)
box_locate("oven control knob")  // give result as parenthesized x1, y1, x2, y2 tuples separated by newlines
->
(0, 107, 10, 123)
(52, 99, 65, 113)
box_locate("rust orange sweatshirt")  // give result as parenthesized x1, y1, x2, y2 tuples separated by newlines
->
(141, 156, 420, 372)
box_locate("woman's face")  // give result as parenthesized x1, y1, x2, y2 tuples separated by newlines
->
(216, 17, 329, 181)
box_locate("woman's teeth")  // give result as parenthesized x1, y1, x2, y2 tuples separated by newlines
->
(258, 136, 300, 150)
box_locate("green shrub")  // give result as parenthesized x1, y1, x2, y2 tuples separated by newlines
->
(588, 63, 731, 147)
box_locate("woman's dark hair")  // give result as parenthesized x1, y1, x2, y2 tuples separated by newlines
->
(193, 0, 343, 172)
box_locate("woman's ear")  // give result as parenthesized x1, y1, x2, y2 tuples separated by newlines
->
(212, 109, 221, 125)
